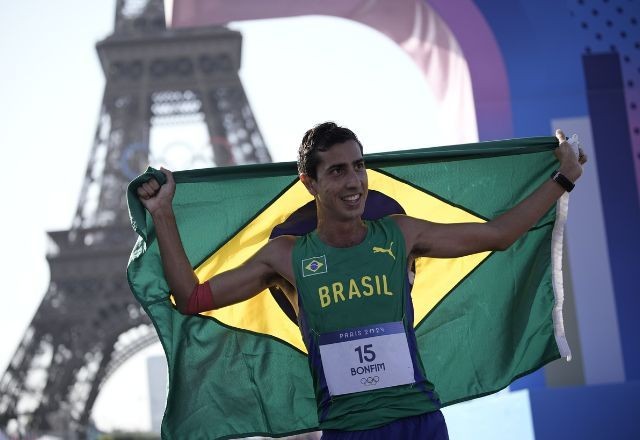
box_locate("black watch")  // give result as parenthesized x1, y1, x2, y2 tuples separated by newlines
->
(550, 170, 575, 192)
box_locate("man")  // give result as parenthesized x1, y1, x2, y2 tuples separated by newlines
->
(136, 122, 586, 439)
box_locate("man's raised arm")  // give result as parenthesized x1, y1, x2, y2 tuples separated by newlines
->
(395, 130, 588, 259)
(136, 168, 294, 313)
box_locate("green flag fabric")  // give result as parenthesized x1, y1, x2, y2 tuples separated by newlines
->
(126, 137, 571, 439)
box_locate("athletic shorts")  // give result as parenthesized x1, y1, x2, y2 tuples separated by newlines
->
(320, 410, 449, 440)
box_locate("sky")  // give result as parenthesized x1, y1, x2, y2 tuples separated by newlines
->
(0, 0, 452, 433)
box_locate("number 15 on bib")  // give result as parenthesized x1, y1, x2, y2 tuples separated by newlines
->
(318, 321, 416, 396)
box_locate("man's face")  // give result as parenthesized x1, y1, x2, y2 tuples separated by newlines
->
(303, 139, 368, 222)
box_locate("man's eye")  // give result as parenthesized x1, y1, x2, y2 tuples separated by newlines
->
(355, 162, 365, 170)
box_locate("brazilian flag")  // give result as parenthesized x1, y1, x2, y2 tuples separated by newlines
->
(127, 137, 571, 439)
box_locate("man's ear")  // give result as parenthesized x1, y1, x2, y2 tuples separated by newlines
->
(299, 173, 317, 196)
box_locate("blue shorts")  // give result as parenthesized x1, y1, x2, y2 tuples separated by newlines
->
(320, 410, 449, 440)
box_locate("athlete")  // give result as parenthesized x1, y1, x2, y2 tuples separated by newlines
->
(136, 122, 586, 439)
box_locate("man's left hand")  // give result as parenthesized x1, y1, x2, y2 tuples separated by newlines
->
(555, 129, 587, 182)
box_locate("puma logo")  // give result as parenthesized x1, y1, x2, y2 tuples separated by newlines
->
(372, 242, 395, 260)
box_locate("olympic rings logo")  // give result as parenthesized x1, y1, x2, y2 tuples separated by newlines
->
(360, 376, 380, 386)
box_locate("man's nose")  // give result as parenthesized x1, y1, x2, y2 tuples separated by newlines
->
(345, 167, 361, 187)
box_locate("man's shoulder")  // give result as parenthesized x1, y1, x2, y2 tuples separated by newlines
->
(382, 214, 418, 245)
(385, 213, 422, 227)
(264, 234, 297, 256)
(378, 214, 409, 232)
(256, 235, 297, 281)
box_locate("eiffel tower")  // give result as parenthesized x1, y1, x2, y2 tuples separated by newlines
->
(0, 0, 270, 437)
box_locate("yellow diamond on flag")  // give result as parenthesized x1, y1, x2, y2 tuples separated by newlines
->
(187, 170, 490, 354)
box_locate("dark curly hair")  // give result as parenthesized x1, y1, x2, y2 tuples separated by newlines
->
(297, 122, 363, 179)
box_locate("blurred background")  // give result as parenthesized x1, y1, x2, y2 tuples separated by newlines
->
(0, 0, 638, 438)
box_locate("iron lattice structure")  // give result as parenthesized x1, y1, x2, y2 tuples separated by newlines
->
(0, 0, 270, 437)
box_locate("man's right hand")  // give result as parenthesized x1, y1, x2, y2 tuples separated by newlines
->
(136, 167, 176, 215)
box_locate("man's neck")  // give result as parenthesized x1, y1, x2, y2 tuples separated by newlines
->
(316, 218, 367, 248)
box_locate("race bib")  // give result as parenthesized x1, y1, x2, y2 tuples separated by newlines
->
(318, 321, 415, 396)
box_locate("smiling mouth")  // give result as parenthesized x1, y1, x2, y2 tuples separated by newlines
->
(341, 194, 361, 203)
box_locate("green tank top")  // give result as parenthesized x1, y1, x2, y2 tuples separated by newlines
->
(292, 217, 440, 431)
